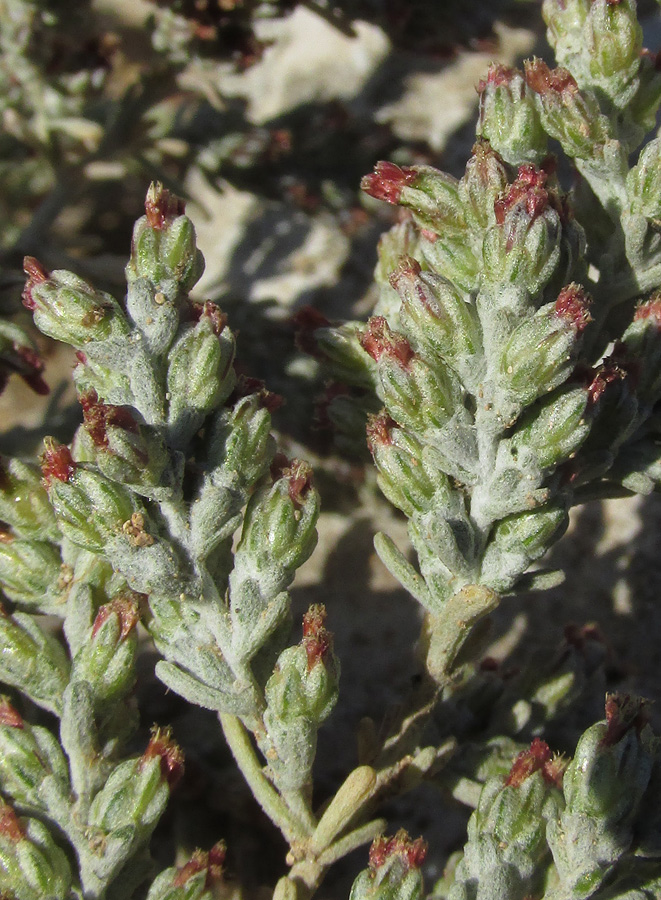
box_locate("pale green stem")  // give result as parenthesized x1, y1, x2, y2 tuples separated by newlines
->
(219, 713, 311, 844)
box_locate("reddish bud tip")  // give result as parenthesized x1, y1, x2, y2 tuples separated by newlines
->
(0, 804, 24, 843)
(585, 360, 627, 405)
(173, 842, 226, 889)
(634, 294, 661, 327)
(361, 161, 417, 204)
(80, 390, 139, 450)
(187, 300, 227, 336)
(292, 306, 332, 357)
(145, 182, 186, 230)
(525, 60, 578, 96)
(360, 316, 413, 367)
(506, 737, 564, 788)
(21, 257, 51, 310)
(270, 456, 314, 507)
(0, 697, 23, 729)
(91, 595, 140, 641)
(229, 374, 283, 413)
(41, 438, 76, 485)
(555, 284, 592, 333)
(602, 694, 649, 747)
(477, 63, 519, 93)
(366, 411, 396, 453)
(302, 604, 332, 671)
(369, 830, 427, 871)
(141, 726, 184, 788)
(494, 164, 552, 227)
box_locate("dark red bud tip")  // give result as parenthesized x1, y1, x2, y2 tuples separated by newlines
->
(361, 161, 417, 204)
(506, 737, 564, 788)
(477, 62, 519, 93)
(369, 830, 427, 871)
(229, 374, 283, 413)
(602, 693, 649, 747)
(0, 804, 24, 843)
(495, 164, 552, 226)
(0, 697, 24, 729)
(270, 455, 314, 507)
(145, 182, 186, 230)
(388, 256, 422, 293)
(360, 316, 413, 367)
(173, 842, 226, 889)
(303, 603, 333, 670)
(142, 726, 185, 788)
(41, 438, 76, 485)
(80, 389, 139, 449)
(525, 59, 578, 96)
(585, 360, 627, 405)
(292, 305, 332, 356)
(366, 411, 396, 453)
(91, 595, 140, 641)
(188, 300, 228, 336)
(555, 284, 593, 333)
(634, 294, 661, 327)
(21, 257, 51, 310)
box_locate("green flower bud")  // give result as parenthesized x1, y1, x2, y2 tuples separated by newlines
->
(166, 304, 236, 444)
(0, 536, 64, 612)
(481, 504, 568, 592)
(126, 183, 204, 292)
(0, 457, 58, 541)
(367, 413, 450, 517)
(22, 257, 129, 349)
(417, 230, 481, 295)
(311, 319, 378, 388)
(88, 726, 183, 839)
(80, 390, 170, 498)
(362, 162, 465, 235)
(543, 0, 590, 59)
(350, 831, 427, 900)
(42, 438, 139, 553)
(392, 257, 481, 377)
(524, 60, 610, 160)
(0, 802, 72, 900)
(145, 842, 226, 900)
(205, 393, 275, 485)
(627, 138, 661, 222)
(549, 695, 655, 897)
(360, 317, 462, 435)
(511, 384, 590, 471)
(447, 740, 564, 900)
(500, 285, 592, 407)
(484, 164, 570, 296)
(0, 697, 69, 812)
(476, 65, 548, 165)
(459, 140, 510, 231)
(238, 458, 319, 575)
(0, 606, 69, 715)
(618, 295, 661, 407)
(73, 593, 140, 706)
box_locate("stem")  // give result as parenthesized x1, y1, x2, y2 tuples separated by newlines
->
(219, 713, 311, 844)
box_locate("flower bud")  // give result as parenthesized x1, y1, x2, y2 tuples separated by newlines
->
(483, 165, 568, 296)
(391, 257, 481, 376)
(313, 320, 379, 388)
(42, 438, 140, 553)
(549, 694, 655, 896)
(459, 140, 510, 231)
(22, 257, 129, 349)
(238, 458, 319, 576)
(367, 413, 450, 517)
(0, 697, 69, 811)
(0, 457, 59, 541)
(0, 537, 63, 612)
(0, 606, 69, 715)
(166, 307, 236, 445)
(88, 726, 183, 842)
(511, 385, 591, 471)
(0, 802, 72, 900)
(349, 830, 426, 900)
(627, 138, 661, 221)
(127, 183, 204, 292)
(477, 64, 547, 165)
(73, 593, 140, 706)
(205, 394, 275, 485)
(618, 295, 661, 407)
(80, 390, 169, 498)
(146, 842, 226, 900)
(524, 60, 609, 159)
(581, 359, 638, 454)
(500, 285, 592, 407)
(361, 162, 465, 235)
(360, 317, 462, 435)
